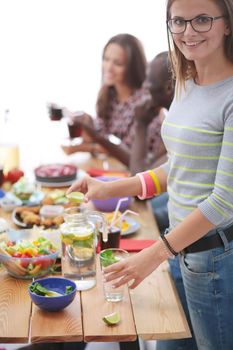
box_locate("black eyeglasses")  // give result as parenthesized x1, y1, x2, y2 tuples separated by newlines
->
(167, 15, 226, 34)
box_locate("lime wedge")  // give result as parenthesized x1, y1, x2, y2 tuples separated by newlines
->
(66, 192, 84, 204)
(102, 312, 120, 326)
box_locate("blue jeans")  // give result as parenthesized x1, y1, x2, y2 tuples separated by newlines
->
(156, 257, 198, 350)
(180, 237, 233, 349)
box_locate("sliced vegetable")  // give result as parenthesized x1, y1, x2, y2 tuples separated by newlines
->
(102, 312, 120, 325)
(30, 282, 74, 297)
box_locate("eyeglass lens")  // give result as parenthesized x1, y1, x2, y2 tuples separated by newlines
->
(168, 16, 213, 33)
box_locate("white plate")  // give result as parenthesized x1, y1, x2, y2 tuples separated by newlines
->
(121, 216, 140, 236)
(35, 169, 87, 188)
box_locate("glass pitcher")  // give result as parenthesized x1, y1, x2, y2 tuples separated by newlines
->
(60, 206, 107, 291)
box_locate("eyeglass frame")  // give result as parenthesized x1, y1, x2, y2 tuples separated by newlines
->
(167, 15, 226, 34)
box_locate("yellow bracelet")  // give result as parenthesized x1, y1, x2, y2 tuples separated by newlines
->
(148, 170, 161, 195)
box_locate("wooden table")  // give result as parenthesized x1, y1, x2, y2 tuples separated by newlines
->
(0, 155, 191, 344)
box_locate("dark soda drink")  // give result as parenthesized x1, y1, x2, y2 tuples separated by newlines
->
(49, 106, 63, 121)
(100, 226, 120, 250)
(68, 124, 82, 138)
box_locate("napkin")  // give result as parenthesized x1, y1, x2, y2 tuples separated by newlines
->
(87, 168, 129, 178)
(119, 239, 156, 252)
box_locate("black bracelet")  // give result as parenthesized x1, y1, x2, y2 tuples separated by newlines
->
(161, 235, 179, 256)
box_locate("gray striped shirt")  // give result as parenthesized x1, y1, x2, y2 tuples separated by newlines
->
(161, 77, 233, 231)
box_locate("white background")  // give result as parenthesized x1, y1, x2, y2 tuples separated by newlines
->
(0, 0, 168, 172)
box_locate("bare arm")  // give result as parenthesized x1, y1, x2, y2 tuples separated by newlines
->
(62, 111, 131, 164)
(75, 121, 131, 165)
(68, 166, 168, 200)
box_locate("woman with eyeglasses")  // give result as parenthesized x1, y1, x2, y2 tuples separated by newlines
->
(68, 1, 233, 348)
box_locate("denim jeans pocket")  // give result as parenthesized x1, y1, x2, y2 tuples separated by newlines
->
(181, 251, 213, 277)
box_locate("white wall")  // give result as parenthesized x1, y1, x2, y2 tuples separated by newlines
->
(0, 0, 168, 171)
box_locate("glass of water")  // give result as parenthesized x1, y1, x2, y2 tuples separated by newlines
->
(100, 248, 129, 302)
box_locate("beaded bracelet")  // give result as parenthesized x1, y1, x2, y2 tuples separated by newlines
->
(159, 237, 174, 259)
(161, 234, 179, 257)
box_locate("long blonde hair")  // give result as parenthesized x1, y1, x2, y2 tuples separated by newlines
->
(166, 0, 233, 93)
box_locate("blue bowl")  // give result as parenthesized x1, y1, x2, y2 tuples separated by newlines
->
(28, 277, 77, 312)
(92, 176, 132, 212)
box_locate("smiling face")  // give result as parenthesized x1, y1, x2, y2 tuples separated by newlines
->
(102, 43, 128, 87)
(169, 0, 230, 64)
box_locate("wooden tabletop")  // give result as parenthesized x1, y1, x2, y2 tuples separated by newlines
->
(0, 155, 191, 344)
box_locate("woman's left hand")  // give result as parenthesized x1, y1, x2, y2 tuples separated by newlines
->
(103, 244, 161, 289)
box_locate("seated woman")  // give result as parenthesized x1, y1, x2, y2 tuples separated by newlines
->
(61, 33, 166, 167)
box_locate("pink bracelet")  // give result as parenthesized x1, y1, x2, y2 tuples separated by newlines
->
(143, 172, 156, 198)
(136, 173, 147, 200)
(137, 172, 156, 199)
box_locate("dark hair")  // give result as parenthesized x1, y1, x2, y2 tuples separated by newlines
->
(166, 0, 233, 91)
(96, 33, 147, 120)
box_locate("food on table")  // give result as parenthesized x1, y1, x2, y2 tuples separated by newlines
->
(0, 193, 23, 212)
(105, 212, 130, 233)
(14, 206, 64, 228)
(42, 189, 69, 205)
(4, 168, 24, 184)
(29, 282, 73, 297)
(66, 191, 84, 204)
(102, 312, 121, 325)
(28, 277, 77, 311)
(13, 177, 35, 200)
(35, 163, 77, 183)
(0, 236, 58, 278)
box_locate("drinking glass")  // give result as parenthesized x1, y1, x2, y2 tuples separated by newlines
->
(100, 248, 129, 302)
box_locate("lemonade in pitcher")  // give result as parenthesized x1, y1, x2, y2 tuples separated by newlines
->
(61, 206, 106, 291)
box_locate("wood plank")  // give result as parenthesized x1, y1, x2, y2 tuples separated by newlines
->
(0, 272, 31, 343)
(82, 257, 137, 342)
(129, 200, 160, 240)
(130, 262, 191, 340)
(31, 289, 83, 343)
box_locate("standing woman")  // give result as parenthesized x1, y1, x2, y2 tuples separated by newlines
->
(68, 0, 233, 349)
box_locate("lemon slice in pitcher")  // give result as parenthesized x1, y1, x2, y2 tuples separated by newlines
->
(66, 192, 84, 204)
(102, 312, 121, 325)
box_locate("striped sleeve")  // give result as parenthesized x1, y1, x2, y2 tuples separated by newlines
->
(198, 111, 233, 226)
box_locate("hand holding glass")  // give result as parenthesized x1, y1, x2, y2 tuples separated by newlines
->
(100, 248, 129, 302)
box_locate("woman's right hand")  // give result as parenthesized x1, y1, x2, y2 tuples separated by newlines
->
(67, 175, 109, 202)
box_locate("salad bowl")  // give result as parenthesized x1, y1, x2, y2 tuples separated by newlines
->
(0, 236, 59, 279)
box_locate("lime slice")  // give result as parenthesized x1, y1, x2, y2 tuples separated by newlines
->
(66, 192, 84, 204)
(102, 312, 121, 326)
(74, 232, 93, 241)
